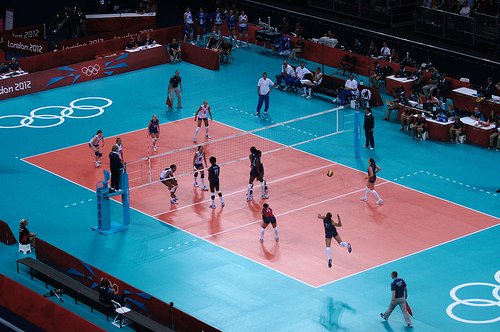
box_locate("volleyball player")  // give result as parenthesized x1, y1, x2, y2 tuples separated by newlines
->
(160, 164, 178, 204)
(260, 203, 278, 243)
(114, 137, 124, 162)
(193, 100, 213, 143)
(193, 145, 208, 190)
(238, 10, 249, 46)
(89, 130, 105, 167)
(317, 212, 352, 268)
(208, 156, 225, 209)
(148, 114, 160, 152)
(246, 146, 269, 201)
(360, 158, 383, 205)
(226, 10, 237, 46)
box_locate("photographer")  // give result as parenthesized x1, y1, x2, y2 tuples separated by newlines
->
(98, 278, 123, 305)
(19, 219, 36, 249)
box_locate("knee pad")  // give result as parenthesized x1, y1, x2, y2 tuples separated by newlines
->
(171, 186, 178, 193)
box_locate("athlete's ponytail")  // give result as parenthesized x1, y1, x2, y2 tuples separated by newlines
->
(369, 158, 376, 166)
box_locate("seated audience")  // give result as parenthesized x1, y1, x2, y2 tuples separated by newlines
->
(0, 62, 8, 74)
(412, 113, 428, 140)
(460, 2, 471, 16)
(125, 37, 137, 50)
(395, 65, 409, 78)
(293, 22, 304, 37)
(168, 38, 181, 62)
(390, 49, 400, 63)
(383, 99, 398, 121)
(369, 60, 383, 88)
(335, 74, 358, 105)
(449, 117, 465, 143)
(275, 60, 295, 89)
(278, 17, 290, 34)
(368, 41, 378, 57)
(470, 107, 485, 121)
(135, 34, 145, 47)
(289, 36, 305, 61)
(144, 33, 156, 45)
(19, 219, 36, 248)
(479, 76, 496, 99)
(8, 57, 20, 71)
(436, 75, 450, 100)
(423, 68, 440, 97)
(98, 278, 123, 305)
(400, 107, 413, 131)
(352, 39, 364, 54)
(301, 67, 323, 99)
(317, 30, 338, 48)
(379, 42, 391, 60)
(488, 118, 500, 150)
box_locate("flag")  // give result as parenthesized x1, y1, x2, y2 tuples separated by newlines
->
(406, 301, 413, 317)
(166, 97, 172, 108)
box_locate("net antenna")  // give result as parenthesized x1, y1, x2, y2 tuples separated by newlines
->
(126, 107, 345, 189)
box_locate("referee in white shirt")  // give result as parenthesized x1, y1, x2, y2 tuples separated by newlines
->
(256, 72, 274, 116)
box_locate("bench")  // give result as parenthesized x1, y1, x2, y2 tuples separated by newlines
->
(17, 257, 173, 331)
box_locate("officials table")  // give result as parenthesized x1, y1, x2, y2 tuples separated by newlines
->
(255, 29, 282, 44)
(125, 43, 162, 53)
(451, 87, 500, 117)
(397, 103, 453, 141)
(386, 75, 415, 97)
(460, 116, 496, 147)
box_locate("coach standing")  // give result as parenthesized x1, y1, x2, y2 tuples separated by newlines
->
(109, 145, 125, 191)
(364, 108, 375, 150)
(380, 271, 413, 328)
(168, 70, 182, 110)
(256, 72, 274, 116)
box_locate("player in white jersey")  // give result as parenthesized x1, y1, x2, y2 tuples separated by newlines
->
(184, 7, 194, 43)
(160, 164, 178, 204)
(114, 137, 124, 162)
(193, 100, 213, 143)
(238, 11, 249, 46)
(89, 130, 105, 167)
(193, 145, 208, 190)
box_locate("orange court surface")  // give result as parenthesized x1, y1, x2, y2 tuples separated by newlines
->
(24, 118, 499, 287)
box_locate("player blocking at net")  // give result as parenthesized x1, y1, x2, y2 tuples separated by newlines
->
(247, 146, 269, 201)
(193, 100, 213, 143)
(208, 156, 225, 209)
(160, 164, 179, 204)
(193, 146, 208, 190)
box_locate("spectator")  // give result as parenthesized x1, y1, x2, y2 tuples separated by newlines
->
(168, 38, 181, 62)
(412, 113, 428, 140)
(301, 67, 323, 99)
(470, 107, 485, 121)
(368, 41, 378, 57)
(369, 60, 383, 88)
(145, 33, 155, 45)
(136, 34, 145, 47)
(449, 117, 465, 143)
(293, 22, 304, 37)
(352, 39, 364, 54)
(395, 65, 409, 78)
(278, 17, 290, 34)
(400, 106, 413, 131)
(0, 62, 8, 74)
(19, 219, 36, 248)
(125, 37, 137, 50)
(275, 60, 295, 89)
(380, 42, 391, 60)
(460, 2, 471, 16)
(422, 68, 440, 97)
(488, 118, 500, 150)
(289, 36, 305, 61)
(318, 30, 338, 48)
(390, 49, 400, 63)
(480, 76, 496, 99)
(335, 74, 358, 105)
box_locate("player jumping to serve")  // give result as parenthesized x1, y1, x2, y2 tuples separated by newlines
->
(246, 146, 269, 201)
(193, 145, 208, 191)
(208, 156, 225, 208)
(160, 164, 178, 204)
(317, 212, 352, 268)
(193, 100, 213, 143)
(89, 130, 105, 167)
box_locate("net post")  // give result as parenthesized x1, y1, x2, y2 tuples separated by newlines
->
(336, 108, 339, 132)
(354, 111, 361, 158)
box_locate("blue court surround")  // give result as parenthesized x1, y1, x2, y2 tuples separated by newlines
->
(0, 45, 498, 331)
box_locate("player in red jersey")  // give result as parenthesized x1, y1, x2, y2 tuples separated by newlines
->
(259, 203, 279, 243)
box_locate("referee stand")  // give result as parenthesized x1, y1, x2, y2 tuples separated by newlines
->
(92, 167, 130, 235)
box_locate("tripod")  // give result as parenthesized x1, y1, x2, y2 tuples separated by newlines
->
(43, 289, 63, 302)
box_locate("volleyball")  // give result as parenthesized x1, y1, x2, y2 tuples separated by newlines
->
(326, 170, 334, 177)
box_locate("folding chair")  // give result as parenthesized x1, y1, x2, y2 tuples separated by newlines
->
(336, 55, 351, 75)
(111, 300, 131, 328)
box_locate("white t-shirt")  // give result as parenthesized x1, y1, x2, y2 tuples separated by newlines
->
(381, 47, 391, 56)
(345, 79, 358, 90)
(258, 78, 274, 95)
(283, 64, 295, 77)
(295, 66, 311, 80)
(360, 88, 371, 100)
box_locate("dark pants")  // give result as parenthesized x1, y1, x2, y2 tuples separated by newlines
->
(111, 169, 121, 189)
(257, 93, 269, 114)
(365, 129, 374, 148)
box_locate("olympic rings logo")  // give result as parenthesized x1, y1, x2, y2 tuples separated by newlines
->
(446, 270, 500, 324)
(82, 64, 100, 76)
(0, 97, 112, 129)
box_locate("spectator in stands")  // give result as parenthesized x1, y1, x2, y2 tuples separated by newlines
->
(367, 41, 378, 57)
(145, 33, 155, 45)
(390, 49, 400, 63)
(19, 219, 36, 248)
(289, 36, 305, 61)
(380, 42, 391, 60)
(278, 17, 290, 34)
(423, 68, 440, 97)
(293, 22, 304, 37)
(136, 34, 145, 47)
(125, 37, 137, 50)
(471, 107, 485, 121)
(480, 76, 496, 99)
(449, 117, 465, 143)
(275, 60, 295, 89)
(488, 118, 500, 150)
(423, 0, 433, 8)
(302, 67, 323, 99)
(292, 62, 311, 92)
(195, 7, 210, 45)
(98, 278, 122, 305)
(352, 39, 364, 54)
(168, 38, 181, 62)
(0, 62, 8, 74)
(400, 107, 413, 131)
(369, 60, 383, 88)
(412, 113, 428, 140)
(136, 1, 147, 14)
(8, 57, 21, 71)
(147, 0, 157, 12)
(335, 74, 358, 105)
(318, 30, 338, 48)
(460, 2, 471, 15)
(360, 86, 372, 108)
(436, 74, 450, 100)
(395, 65, 409, 78)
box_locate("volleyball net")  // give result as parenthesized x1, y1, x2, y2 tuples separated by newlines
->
(126, 107, 345, 189)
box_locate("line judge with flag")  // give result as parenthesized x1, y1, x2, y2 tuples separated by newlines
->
(380, 271, 413, 328)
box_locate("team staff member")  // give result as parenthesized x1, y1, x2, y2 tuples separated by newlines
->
(109, 145, 125, 191)
(317, 212, 352, 268)
(160, 164, 178, 204)
(259, 203, 279, 243)
(360, 158, 383, 205)
(89, 130, 105, 167)
(193, 100, 213, 143)
(208, 156, 225, 208)
(364, 108, 375, 150)
(380, 271, 413, 328)
(168, 70, 182, 110)
(256, 72, 274, 116)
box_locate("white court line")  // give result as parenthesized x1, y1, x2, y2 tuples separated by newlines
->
(153, 163, 336, 217)
(203, 181, 390, 239)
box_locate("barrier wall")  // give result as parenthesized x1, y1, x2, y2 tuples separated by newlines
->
(0, 274, 106, 332)
(0, 45, 169, 101)
(35, 239, 220, 332)
(85, 16, 157, 35)
(0, 51, 4, 63)
(181, 42, 220, 71)
(0, 219, 17, 245)
(0, 24, 46, 48)
(4, 35, 48, 55)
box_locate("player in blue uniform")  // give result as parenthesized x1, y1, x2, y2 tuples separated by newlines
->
(226, 10, 237, 46)
(360, 157, 383, 205)
(211, 8, 225, 37)
(246, 146, 269, 201)
(148, 114, 160, 152)
(195, 7, 209, 45)
(260, 203, 279, 243)
(183, 7, 194, 43)
(208, 156, 225, 208)
(317, 212, 352, 268)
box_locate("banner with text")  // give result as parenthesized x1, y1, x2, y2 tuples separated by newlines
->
(3, 35, 48, 55)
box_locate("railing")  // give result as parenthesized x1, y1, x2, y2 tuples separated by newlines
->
(415, 7, 499, 46)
